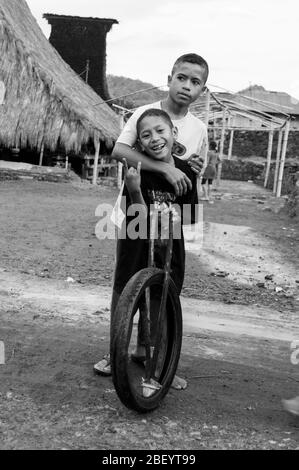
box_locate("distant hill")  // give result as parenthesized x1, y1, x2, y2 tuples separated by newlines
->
(107, 75, 167, 109)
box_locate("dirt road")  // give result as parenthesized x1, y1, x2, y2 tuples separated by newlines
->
(0, 178, 299, 449)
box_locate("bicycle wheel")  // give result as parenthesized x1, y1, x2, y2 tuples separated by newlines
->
(111, 267, 182, 413)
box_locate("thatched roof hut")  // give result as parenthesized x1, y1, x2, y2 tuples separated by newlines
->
(0, 0, 120, 154)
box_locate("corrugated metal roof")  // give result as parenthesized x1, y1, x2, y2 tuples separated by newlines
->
(235, 86, 299, 115)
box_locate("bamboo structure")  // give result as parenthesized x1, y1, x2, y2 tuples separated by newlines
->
(0, 0, 120, 155)
(264, 129, 274, 188)
(216, 109, 226, 187)
(203, 89, 211, 166)
(228, 129, 234, 159)
(204, 89, 211, 127)
(273, 129, 283, 195)
(191, 85, 294, 197)
(276, 121, 290, 198)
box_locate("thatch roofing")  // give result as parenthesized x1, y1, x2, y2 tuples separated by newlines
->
(0, 0, 120, 153)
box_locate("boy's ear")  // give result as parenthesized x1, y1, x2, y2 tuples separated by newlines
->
(172, 126, 178, 139)
(167, 74, 172, 86)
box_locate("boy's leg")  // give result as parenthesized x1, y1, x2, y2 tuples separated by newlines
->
(93, 233, 121, 376)
(94, 237, 148, 376)
(200, 179, 209, 200)
(93, 288, 120, 376)
(207, 180, 214, 203)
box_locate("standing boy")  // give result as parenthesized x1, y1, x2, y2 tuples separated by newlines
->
(94, 53, 209, 388)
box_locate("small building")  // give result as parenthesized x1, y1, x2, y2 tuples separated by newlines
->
(0, 0, 120, 166)
(43, 14, 118, 101)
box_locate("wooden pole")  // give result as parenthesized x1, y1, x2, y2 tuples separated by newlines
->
(264, 129, 274, 188)
(117, 111, 125, 189)
(273, 129, 283, 195)
(203, 89, 211, 168)
(204, 89, 210, 128)
(228, 129, 234, 160)
(38, 143, 44, 166)
(92, 140, 100, 185)
(276, 121, 290, 198)
(212, 111, 217, 140)
(216, 109, 226, 187)
(0, 80, 5, 105)
(85, 59, 90, 84)
(213, 123, 217, 141)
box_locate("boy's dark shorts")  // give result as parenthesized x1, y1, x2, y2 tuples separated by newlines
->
(201, 178, 213, 185)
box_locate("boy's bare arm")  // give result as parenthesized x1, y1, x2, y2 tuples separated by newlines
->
(111, 143, 192, 196)
(123, 160, 147, 217)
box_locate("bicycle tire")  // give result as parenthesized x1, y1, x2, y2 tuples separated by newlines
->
(111, 267, 182, 413)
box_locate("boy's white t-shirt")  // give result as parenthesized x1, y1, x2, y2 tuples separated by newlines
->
(117, 101, 207, 160)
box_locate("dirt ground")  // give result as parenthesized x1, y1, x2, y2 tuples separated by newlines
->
(0, 177, 299, 450)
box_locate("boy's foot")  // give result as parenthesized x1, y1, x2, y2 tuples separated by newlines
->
(131, 351, 187, 391)
(171, 375, 187, 390)
(93, 354, 111, 376)
(142, 378, 162, 398)
(94, 351, 187, 391)
(282, 396, 299, 416)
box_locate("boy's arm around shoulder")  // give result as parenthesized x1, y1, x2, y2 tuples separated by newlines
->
(111, 143, 192, 197)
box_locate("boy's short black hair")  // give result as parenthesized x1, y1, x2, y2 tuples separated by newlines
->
(136, 108, 173, 136)
(209, 140, 217, 150)
(172, 53, 209, 83)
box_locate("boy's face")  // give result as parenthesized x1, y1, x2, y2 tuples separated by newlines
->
(168, 61, 206, 106)
(138, 116, 177, 162)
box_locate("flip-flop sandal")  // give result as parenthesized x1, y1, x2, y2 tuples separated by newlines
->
(141, 378, 161, 398)
(171, 376, 187, 390)
(93, 354, 111, 376)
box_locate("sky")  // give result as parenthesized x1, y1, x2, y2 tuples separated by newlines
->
(26, 0, 299, 99)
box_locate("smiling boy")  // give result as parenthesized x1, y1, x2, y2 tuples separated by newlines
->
(112, 108, 198, 393)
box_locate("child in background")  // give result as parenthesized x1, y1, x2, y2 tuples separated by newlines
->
(200, 140, 220, 203)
